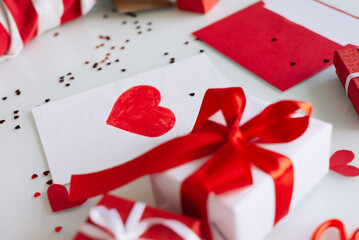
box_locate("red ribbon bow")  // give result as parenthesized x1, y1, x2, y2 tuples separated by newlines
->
(312, 219, 359, 240)
(70, 87, 311, 239)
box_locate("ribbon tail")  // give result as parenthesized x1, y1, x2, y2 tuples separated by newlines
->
(245, 144, 294, 224)
(311, 219, 347, 240)
(69, 132, 225, 201)
(181, 143, 252, 240)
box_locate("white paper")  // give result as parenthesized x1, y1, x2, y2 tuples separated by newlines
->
(264, 0, 359, 46)
(150, 95, 332, 240)
(315, 0, 359, 19)
(32, 55, 230, 184)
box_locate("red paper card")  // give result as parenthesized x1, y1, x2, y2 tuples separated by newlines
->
(74, 194, 202, 240)
(193, 2, 343, 91)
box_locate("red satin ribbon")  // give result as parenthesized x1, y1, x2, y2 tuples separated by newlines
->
(312, 219, 359, 240)
(69, 87, 311, 240)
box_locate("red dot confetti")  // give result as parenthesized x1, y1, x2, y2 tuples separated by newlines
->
(185, 41, 189, 45)
(31, 174, 38, 179)
(2, 97, 7, 101)
(14, 115, 19, 120)
(55, 226, 62, 233)
(54, 32, 59, 37)
(46, 180, 53, 185)
(34, 192, 41, 198)
(14, 125, 20, 129)
(121, 69, 126, 72)
(85, 61, 90, 65)
(43, 170, 50, 176)
(13, 110, 19, 114)
(0, 120, 5, 124)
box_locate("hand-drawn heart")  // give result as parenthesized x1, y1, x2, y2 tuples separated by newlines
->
(47, 184, 87, 212)
(106, 85, 176, 137)
(329, 150, 359, 177)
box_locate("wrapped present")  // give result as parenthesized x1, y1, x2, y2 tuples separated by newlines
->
(334, 47, 359, 116)
(74, 194, 202, 240)
(177, 0, 219, 14)
(0, 0, 97, 62)
(69, 87, 332, 240)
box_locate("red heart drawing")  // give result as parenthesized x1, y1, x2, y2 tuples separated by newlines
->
(330, 150, 359, 177)
(106, 85, 176, 137)
(47, 184, 87, 212)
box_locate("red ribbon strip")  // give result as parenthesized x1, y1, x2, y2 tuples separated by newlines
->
(70, 87, 311, 240)
(311, 219, 359, 240)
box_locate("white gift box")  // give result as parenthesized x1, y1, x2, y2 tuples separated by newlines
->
(150, 94, 332, 240)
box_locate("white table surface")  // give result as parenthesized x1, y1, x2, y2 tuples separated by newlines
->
(0, 0, 358, 239)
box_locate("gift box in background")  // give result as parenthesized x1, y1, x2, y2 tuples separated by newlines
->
(150, 93, 332, 240)
(74, 194, 202, 240)
(334, 47, 359, 117)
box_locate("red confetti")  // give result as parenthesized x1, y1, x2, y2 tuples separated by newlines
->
(43, 170, 50, 176)
(85, 61, 89, 65)
(31, 174, 38, 179)
(47, 180, 53, 185)
(34, 192, 41, 198)
(330, 150, 359, 177)
(55, 226, 62, 233)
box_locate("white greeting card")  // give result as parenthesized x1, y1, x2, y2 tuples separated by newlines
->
(32, 55, 230, 184)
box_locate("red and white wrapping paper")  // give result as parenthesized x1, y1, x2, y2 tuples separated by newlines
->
(0, 0, 97, 62)
(334, 47, 359, 117)
(150, 94, 332, 240)
(74, 194, 202, 240)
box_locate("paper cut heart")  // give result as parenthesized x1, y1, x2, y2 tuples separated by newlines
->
(329, 150, 359, 177)
(47, 184, 87, 212)
(106, 85, 176, 137)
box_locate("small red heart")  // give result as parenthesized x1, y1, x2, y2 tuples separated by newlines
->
(106, 85, 176, 137)
(47, 184, 87, 212)
(55, 226, 62, 233)
(330, 150, 359, 177)
(34, 192, 41, 198)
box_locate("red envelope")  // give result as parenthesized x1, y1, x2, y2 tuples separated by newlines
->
(193, 2, 343, 91)
(73, 194, 202, 240)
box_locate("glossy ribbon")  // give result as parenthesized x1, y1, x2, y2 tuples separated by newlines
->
(311, 219, 359, 240)
(70, 87, 311, 239)
(80, 202, 201, 240)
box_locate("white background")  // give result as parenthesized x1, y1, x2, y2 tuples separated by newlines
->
(0, 0, 358, 239)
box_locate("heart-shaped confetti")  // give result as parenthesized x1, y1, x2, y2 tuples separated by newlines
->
(31, 174, 38, 179)
(55, 226, 62, 233)
(330, 150, 359, 177)
(107, 85, 176, 137)
(34, 192, 41, 198)
(47, 184, 87, 212)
